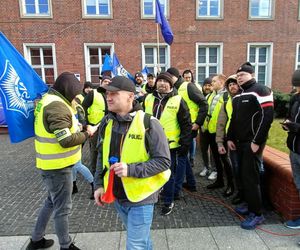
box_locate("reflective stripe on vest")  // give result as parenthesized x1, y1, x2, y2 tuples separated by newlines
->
(34, 94, 81, 170)
(177, 81, 199, 123)
(102, 110, 171, 202)
(144, 94, 181, 149)
(87, 90, 105, 125)
(225, 96, 233, 134)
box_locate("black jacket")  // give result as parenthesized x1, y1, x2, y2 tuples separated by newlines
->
(227, 78, 274, 145)
(286, 93, 300, 153)
(174, 76, 208, 126)
(142, 89, 192, 152)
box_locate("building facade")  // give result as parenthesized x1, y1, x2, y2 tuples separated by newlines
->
(1, 0, 300, 92)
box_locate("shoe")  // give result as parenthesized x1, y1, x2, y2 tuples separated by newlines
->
(222, 186, 234, 197)
(61, 243, 81, 250)
(207, 171, 217, 180)
(26, 238, 54, 250)
(182, 183, 197, 192)
(241, 213, 265, 230)
(231, 194, 243, 205)
(285, 217, 300, 229)
(206, 180, 224, 189)
(199, 167, 208, 177)
(235, 203, 249, 215)
(161, 203, 174, 216)
(72, 181, 78, 194)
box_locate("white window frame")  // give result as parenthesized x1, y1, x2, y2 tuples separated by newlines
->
(247, 42, 273, 87)
(82, 0, 113, 19)
(295, 42, 300, 70)
(196, 0, 224, 20)
(141, 43, 171, 75)
(195, 43, 223, 84)
(19, 0, 52, 18)
(248, 0, 275, 20)
(84, 43, 114, 82)
(141, 0, 169, 19)
(23, 43, 57, 84)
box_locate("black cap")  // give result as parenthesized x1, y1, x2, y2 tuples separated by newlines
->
(102, 75, 111, 81)
(84, 81, 93, 89)
(99, 76, 135, 92)
(135, 72, 143, 79)
(292, 69, 300, 87)
(236, 62, 254, 74)
(167, 67, 180, 78)
(202, 77, 212, 86)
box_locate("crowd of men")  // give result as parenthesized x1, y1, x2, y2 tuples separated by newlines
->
(30, 61, 300, 250)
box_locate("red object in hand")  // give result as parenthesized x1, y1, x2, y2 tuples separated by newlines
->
(101, 156, 118, 204)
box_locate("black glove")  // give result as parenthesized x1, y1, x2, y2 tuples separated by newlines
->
(178, 146, 189, 156)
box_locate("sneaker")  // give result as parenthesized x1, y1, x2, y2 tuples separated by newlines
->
(235, 203, 249, 215)
(285, 217, 300, 229)
(199, 167, 208, 177)
(26, 238, 54, 250)
(161, 203, 174, 216)
(241, 213, 265, 230)
(208, 171, 217, 180)
(61, 243, 81, 250)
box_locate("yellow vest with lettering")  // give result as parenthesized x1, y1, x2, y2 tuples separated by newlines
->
(34, 94, 81, 170)
(177, 81, 199, 123)
(144, 94, 181, 149)
(87, 90, 106, 125)
(102, 110, 171, 203)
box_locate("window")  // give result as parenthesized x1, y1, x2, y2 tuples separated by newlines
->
(82, 0, 112, 18)
(247, 43, 273, 86)
(20, 0, 52, 18)
(296, 43, 300, 69)
(196, 43, 223, 84)
(197, 0, 223, 19)
(23, 44, 57, 86)
(142, 44, 170, 75)
(84, 44, 114, 83)
(141, 0, 169, 19)
(249, 0, 274, 19)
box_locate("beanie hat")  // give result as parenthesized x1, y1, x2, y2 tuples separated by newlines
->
(167, 67, 180, 78)
(156, 72, 174, 87)
(135, 72, 143, 79)
(236, 62, 254, 74)
(225, 74, 237, 87)
(202, 77, 212, 86)
(292, 69, 300, 87)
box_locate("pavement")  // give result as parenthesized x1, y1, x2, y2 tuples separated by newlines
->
(0, 134, 300, 249)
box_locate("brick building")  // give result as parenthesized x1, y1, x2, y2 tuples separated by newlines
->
(0, 0, 300, 92)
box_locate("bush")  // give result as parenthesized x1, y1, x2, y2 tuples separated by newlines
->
(273, 90, 291, 118)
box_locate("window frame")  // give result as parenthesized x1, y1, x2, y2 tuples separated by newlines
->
(19, 0, 53, 18)
(247, 42, 273, 87)
(295, 42, 300, 70)
(141, 0, 169, 19)
(141, 43, 171, 75)
(23, 43, 57, 85)
(84, 43, 114, 83)
(195, 42, 223, 84)
(82, 0, 113, 19)
(196, 0, 224, 20)
(248, 0, 275, 20)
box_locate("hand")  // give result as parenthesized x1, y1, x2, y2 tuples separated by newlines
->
(218, 145, 227, 154)
(111, 162, 128, 177)
(192, 123, 200, 131)
(94, 187, 105, 206)
(86, 125, 98, 137)
(251, 142, 259, 153)
(227, 140, 236, 151)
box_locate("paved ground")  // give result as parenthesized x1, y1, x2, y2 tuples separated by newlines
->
(0, 134, 281, 236)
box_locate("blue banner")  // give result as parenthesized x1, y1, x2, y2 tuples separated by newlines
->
(112, 53, 135, 82)
(155, 0, 174, 45)
(101, 54, 113, 74)
(0, 32, 48, 143)
(0, 98, 6, 126)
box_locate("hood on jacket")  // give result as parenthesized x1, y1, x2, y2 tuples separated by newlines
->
(52, 72, 82, 103)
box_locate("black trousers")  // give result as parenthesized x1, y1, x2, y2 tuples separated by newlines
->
(237, 142, 264, 215)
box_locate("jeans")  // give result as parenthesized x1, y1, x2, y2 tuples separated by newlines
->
(114, 201, 154, 250)
(162, 150, 176, 205)
(32, 167, 72, 249)
(72, 160, 93, 183)
(189, 138, 196, 161)
(290, 150, 300, 192)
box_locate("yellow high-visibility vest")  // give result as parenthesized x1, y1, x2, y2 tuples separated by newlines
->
(87, 89, 105, 125)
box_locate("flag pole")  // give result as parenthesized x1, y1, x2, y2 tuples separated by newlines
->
(156, 23, 160, 75)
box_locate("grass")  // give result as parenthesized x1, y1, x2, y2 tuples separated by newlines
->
(266, 118, 289, 153)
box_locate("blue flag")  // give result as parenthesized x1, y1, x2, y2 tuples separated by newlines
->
(0, 98, 6, 126)
(101, 54, 113, 74)
(0, 32, 48, 143)
(155, 0, 174, 45)
(112, 53, 135, 82)
(141, 66, 149, 79)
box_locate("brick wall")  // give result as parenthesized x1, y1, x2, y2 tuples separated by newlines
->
(0, 0, 300, 91)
